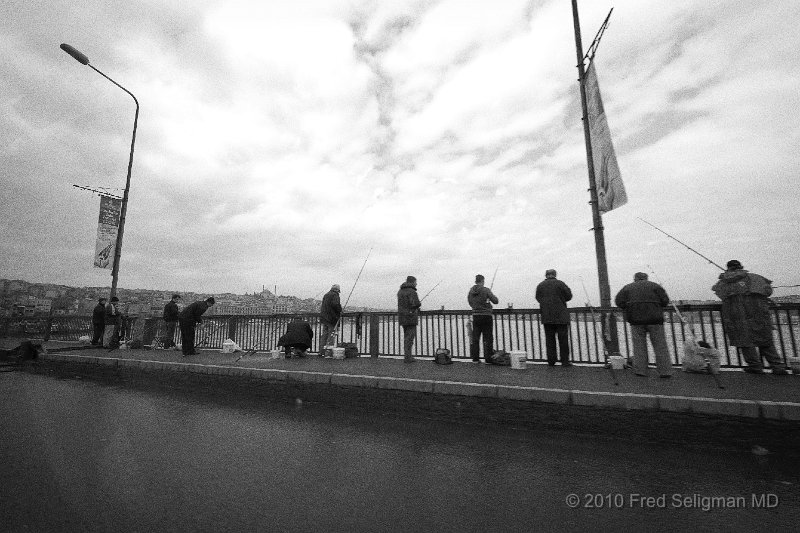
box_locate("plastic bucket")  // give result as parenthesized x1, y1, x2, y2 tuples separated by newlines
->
(269, 349, 283, 360)
(788, 356, 800, 374)
(609, 356, 625, 370)
(222, 340, 235, 354)
(332, 347, 345, 360)
(509, 351, 528, 369)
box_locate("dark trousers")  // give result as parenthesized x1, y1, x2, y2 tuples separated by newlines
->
(162, 321, 177, 348)
(91, 322, 104, 345)
(543, 323, 570, 364)
(402, 325, 417, 361)
(179, 319, 196, 355)
(470, 315, 494, 362)
(740, 343, 786, 370)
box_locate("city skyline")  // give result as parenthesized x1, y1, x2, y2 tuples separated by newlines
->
(3, 0, 799, 310)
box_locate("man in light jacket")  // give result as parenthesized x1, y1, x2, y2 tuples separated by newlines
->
(467, 274, 499, 363)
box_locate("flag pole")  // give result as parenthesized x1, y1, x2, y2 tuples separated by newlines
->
(571, 0, 620, 355)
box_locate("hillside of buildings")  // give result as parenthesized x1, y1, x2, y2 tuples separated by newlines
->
(0, 279, 388, 317)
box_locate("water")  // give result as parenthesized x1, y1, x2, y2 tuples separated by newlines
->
(1, 371, 798, 532)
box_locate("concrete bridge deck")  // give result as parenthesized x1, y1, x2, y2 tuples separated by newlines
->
(13, 339, 798, 422)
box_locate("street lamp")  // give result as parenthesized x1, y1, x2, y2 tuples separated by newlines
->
(60, 43, 139, 298)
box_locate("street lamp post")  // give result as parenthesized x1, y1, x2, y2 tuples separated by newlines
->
(60, 43, 139, 298)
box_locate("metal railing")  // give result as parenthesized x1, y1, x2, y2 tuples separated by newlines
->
(2, 303, 798, 367)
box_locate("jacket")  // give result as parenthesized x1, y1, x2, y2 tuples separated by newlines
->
(468, 285, 499, 316)
(279, 319, 314, 348)
(104, 302, 120, 325)
(712, 269, 774, 347)
(614, 280, 669, 325)
(92, 303, 106, 325)
(397, 282, 422, 326)
(320, 289, 342, 325)
(180, 301, 210, 323)
(163, 301, 180, 322)
(535, 278, 573, 324)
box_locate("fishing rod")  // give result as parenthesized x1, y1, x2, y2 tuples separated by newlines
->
(638, 218, 725, 270)
(646, 265, 724, 389)
(489, 266, 500, 289)
(579, 276, 618, 386)
(420, 279, 444, 303)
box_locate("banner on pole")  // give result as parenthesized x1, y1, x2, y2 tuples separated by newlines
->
(585, 61, 627, 213)
(94, 195, 121, 269)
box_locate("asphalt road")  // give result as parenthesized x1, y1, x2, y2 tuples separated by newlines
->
(1, 370, 798, 532)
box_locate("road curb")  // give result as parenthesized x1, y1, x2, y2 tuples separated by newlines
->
(37, 352, 799, 421)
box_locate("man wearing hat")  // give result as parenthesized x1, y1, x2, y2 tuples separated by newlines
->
(178, 297, 215, 356)
(319, 285, 342, 354)
(397, 276, 422, 363)
(103, 296, 122, 349)
(161, 294, 181, 349)
(535, 269, 574, 366)
(614, 273, 673, 378)
(91, 297, 107, 345)
(712, 260, 788, 375)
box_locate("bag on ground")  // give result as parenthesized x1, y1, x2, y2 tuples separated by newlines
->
(434, 348, 453, 365)
(681, 340, 721, 373)
(489, 349, 511, 366)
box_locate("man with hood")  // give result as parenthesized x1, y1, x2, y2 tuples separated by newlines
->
(319, 285, 342, 354)
(161, 294, 181, 349)
(91, 297, 107, 345)
(397, 276, 422, 363)
(712, 260, 788, 375)
(535, 269, 573, 366)
(468, 274, 499, 363)
(178, 297, 215, 356)
(614, 272, 673, 378)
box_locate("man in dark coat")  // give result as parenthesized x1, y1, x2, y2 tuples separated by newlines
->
(179, 297, 215, 356)
(91, 297, 107, 345)
(103, 296, 122, 349)
(161, 294, 181, 349)
(278, 316, 314, 357)
(319, 285, 342, 354)
(614, 272, 673, 378)
(467, 274, 499, 363)
(535, 269, 573, 366)
(712, 260, 788, 375)
(397, 276, 422, 363)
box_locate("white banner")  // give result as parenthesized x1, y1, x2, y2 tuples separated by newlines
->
(94, 196, 121, 269)
(585, 61, 627, 213)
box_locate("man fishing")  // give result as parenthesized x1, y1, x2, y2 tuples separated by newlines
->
(178, 296, 215, 356)
(614, 273, 673, 378)
(712, 260, 789, 375)
(161, 294, 181, 349)
(397, 276, 422, 363)
(468, 274, 499, 364)
(535, 269, 574, 367)
(319, 285, 342, 354)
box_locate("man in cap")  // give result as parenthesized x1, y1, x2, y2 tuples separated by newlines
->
(614, 272, 673, 378)
(91, 297, 107, 345)
(467, 274, 499, 363)
(319, 285, 342, 354)
(712, 260, 788, 375)
(178, 297, 215, 356)
(535, 269, 574, 366)
(397, 276, 422, 363)
(161, 294, 181, 349)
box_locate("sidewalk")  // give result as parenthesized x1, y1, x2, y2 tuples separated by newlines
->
(20, 339, 800, 421)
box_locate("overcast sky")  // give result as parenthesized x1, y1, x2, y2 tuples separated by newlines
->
(2, 0, 799, 310)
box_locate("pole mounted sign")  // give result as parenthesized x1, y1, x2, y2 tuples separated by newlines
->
(94, 195, 121, 269)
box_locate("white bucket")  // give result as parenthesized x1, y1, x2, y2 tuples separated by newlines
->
(788, 356, 800, 374)
(332, 347, 345, 360)
(509, 351, 528, 370)
(609, 356, 625, 370)
(269, 349, 283, 360)
(222, 339, 236, 353)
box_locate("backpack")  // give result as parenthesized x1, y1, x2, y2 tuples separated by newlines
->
(489, 349, 511, 366)
(433, 348, 453, 365)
